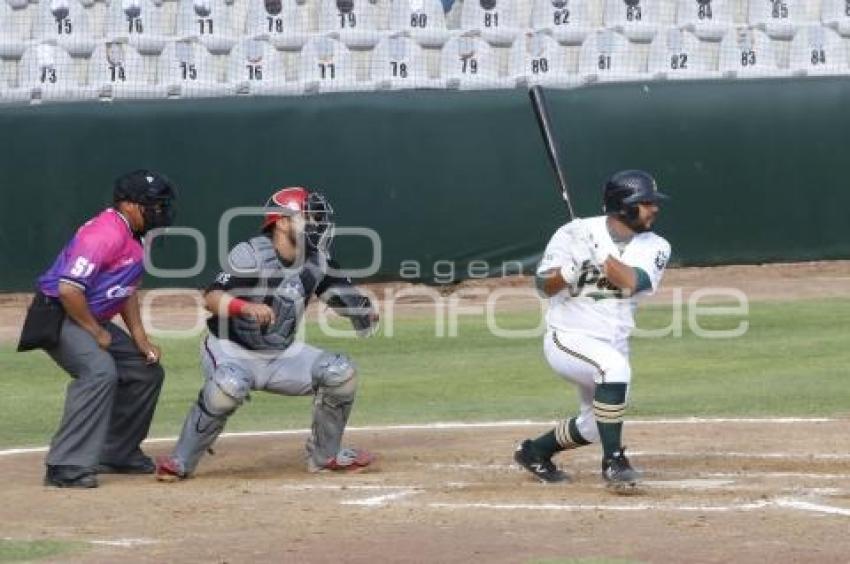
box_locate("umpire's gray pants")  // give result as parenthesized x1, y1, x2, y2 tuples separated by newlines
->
(45, 318, 164, 468)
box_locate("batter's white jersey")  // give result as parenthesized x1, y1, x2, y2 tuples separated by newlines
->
(537, 216, 671, 350)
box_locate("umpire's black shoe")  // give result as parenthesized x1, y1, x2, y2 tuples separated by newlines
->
(96, 455, 155, 475)
(602, 447, 641, 492)
(514, 440, 570, 483)
(44, 465, 98, 489)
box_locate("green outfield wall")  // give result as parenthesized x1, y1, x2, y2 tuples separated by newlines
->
(1, 77, 848, 290)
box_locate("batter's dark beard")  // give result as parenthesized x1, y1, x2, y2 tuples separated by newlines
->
(626, 217, 652, 233)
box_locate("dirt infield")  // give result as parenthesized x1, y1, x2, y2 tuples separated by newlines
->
(1, 419, 850, 563)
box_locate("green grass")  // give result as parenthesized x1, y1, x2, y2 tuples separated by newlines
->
(0, 539, 83, 562)
(0, 298, 848, 449)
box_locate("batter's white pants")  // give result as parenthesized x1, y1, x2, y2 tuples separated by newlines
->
(543, 329, 632, 443)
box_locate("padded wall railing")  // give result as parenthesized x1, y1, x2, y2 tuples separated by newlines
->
(1, 77, 849, 290)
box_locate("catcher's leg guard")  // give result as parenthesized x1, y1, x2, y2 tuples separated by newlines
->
(306, 353, 358, 465)
(171, 363, 251, 475)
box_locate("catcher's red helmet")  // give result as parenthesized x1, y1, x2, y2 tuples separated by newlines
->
(261, 186, 335, 252)
(261, 187, 310, 231)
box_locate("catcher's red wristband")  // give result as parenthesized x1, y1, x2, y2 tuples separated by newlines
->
(227, 298, 249, 317)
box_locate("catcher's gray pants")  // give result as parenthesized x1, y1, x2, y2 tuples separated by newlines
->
(45, 318, 164, 469)
(172, 335, 349, 475)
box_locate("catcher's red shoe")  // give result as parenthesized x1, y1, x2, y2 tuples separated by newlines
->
(308, 448, 375, 473)
(154, 455, 186, 482)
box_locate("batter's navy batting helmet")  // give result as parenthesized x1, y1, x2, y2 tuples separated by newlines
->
(602, 170, 669, 217)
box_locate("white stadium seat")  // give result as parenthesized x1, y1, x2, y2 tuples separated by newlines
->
(530, 0, 594, 45)
(388, 0, 450, 48)
(0, 43, 30, 103)
(176, 0, 238, 53)
(676, 0, 732, 41)
(460, 0, 522, 46)
(19, 43, 94, 101)
(317, 0, 383, 49)
(747, 0, 806, 40)
(647, 27, 720, 79)
(371, 35, 442, 89)
(604, 0, 667, 42)
(244, 0, 311, 51)
(440, 33, 512, 89)
(0, 0, 35, 59)
(160, 40, 232, 97)
(578, 28, 645, 82)
(35, 0, 98, 57)
(510, 30, 578, 87)
(228, 37, 300, 95)
(821, 0, 850, 37)
(788, 24, 847, 76)
(718, 27, 782, 77)
(87, 41, 165, 99)
(299, 35, 365, 92)
(105, 0, 174, 55)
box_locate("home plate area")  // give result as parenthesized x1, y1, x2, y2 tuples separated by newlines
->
(2, 418, 850, 563)
(272, 418, 850, 517)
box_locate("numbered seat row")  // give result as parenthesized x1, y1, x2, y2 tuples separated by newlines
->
(2, 0, 849, 61)
(2, 23, 847, 104)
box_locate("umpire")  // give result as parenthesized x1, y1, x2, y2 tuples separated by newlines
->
(18, 170, 177, 488)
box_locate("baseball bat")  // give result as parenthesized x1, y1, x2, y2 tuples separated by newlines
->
(528, 85, 577, 220)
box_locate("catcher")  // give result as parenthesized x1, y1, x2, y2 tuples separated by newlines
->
(156, 186, 378, 480)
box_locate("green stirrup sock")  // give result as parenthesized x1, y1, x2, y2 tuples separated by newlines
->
(530, 429, 561, 459)
(594, 383, 628, 460)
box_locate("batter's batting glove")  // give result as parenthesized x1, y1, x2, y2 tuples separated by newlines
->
(583, 231, 619, 267)
(559, 259, 580, 288)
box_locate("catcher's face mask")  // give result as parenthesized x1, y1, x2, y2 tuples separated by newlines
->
(303, 191, 335, 253)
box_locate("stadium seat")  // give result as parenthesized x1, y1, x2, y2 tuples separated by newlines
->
(510, 30, 578, 87)
(718, 26, 783, 77)
(228, 37, 300, 94)
(34, 0, 99, 57)
(371, 34, 442, 89)
(604, 0, 666, 42)
(317, 0, 383, 49)
(87, 40, 165, 99)
(388, 0, 451, 48)
(747, 0, 806, 39)
(159, 40, 232, 97)
(0, 55, 31, 103)
(299, 35, 366, 92)
(175, 0, 238, 53)
(244, 0, 311, 50)
(440, 33, 511, 89)
(647, 27, 720, 79)
(105, 0, 174, 55)
(676, 0, 732, 41)
(0, 0, 35, 59)
(578, 28, 645, 82)
(821, 0, 850, 37)
(460, 0, 522, 46)
(530, 0, 594, 45)
(788, 24, 847, 76)
(19, 43, 95, 101)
